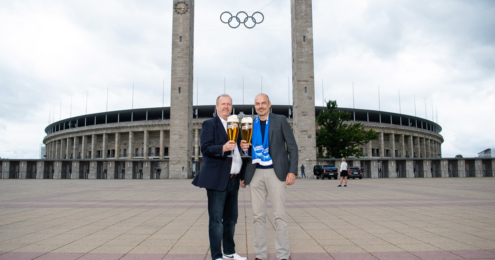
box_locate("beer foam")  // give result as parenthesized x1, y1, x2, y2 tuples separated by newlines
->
(241, 117, 253, 124)
(227, 115, 238, 123)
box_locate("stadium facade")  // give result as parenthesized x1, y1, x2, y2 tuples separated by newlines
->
(1, 0, 494, 179)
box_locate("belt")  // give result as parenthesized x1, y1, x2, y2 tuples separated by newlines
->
(229, 174, 239, 179)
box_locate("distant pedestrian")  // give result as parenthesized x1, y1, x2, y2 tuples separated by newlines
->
(337, 158, 348, 187)
(300, 164, 306, 179)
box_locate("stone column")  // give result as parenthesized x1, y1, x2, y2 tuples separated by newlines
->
(115, 133, 120, 160)
(37, 161, 44, 179)
(371, 160, 378, 178)
(107, 161, 115, 179)
(406, 160, 414, 178)
(81, 136, 87, 159)
(73, 137, 79, 159)
(400, 135, 405, 158)
(66, 138, 72, 159)
(169, 0, 195, 179)
(291, 0, 317, 173)
(91, 135, 96, 159)
(388, 160, 396, 178)
(55, 140, 59, 159)
(89, 161, 97, 179)
(422, 138, 426, 158)
(440, 160, 448, 178)
(45, 143, 50, 159)
(54, 161, 62, 179)
(474, 159, 482, 177)
(390, 133, 395, 158)
(379, 131, 384, 158)
(102, 134, 107, 159)
(72, 161, 79, 179)
(60, 139, 66, 159)
(415, 136, 420, 158)
(409, 136, 414, 158)
(125, 161, 133, 179)
(367, 141, 372, 158)
(427, 139, 431, 158)
(128, 131, 134, 159)
(19, 161, 27, 179)
(424, 160, 431, 178)
(458, 159, 465, 178)
(159, 130, 164, 159)
(143, 130, 149, 159)
(2, 161, 10, 179)
(143, 161, 151, 179)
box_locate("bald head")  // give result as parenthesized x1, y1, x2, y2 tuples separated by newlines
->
(255, 93, 270, 103)
(254, 93, 271, 120)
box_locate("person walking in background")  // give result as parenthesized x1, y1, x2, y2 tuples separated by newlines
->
(192, 94, 247, 260)
(300, 164, 306, 179)
(338, 158, 348, 187)
(240, 93, 298, 260)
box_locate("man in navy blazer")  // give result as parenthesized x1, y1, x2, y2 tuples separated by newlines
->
(192, 94, 247, 260)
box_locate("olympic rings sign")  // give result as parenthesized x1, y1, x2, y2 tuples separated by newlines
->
(220, 11, 264, 29)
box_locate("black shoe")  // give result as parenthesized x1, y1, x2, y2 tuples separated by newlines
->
(337, 185, 342, 187)
(344, 185, 347, 187)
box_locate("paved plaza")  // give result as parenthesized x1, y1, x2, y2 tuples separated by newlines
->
(0, 178, 494, 260)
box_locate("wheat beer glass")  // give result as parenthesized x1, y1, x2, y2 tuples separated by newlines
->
(227, 115, 239, 157)
(240, 117, 253, 157)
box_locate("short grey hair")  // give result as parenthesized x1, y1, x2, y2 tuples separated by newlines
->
(216, 94, 232, 105)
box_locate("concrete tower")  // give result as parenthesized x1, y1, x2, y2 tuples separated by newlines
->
(291, 0, 317, 175)
(169, 0, 194, 179)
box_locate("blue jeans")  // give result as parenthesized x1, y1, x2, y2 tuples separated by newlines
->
(206, 178, 239, 259)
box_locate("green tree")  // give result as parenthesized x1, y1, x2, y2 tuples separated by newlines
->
(455, 154, 463, 158)
(316, 100, 378, 158)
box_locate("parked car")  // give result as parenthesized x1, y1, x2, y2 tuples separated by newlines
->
(321, 165, 338, 179)
(313, 165, 323, 179)
(348, 167, 363, 179)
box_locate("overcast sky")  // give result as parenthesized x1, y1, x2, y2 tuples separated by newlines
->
(1, 0, 494, 159)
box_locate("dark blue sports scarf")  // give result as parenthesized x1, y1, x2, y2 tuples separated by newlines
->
(252, 115, 273, 166)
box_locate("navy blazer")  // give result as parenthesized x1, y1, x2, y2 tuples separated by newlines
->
(192, 115, 245, 191)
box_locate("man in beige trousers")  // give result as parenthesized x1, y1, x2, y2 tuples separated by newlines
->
(240, 93, 298, 260)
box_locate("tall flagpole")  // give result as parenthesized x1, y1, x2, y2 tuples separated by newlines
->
(322, 79, 324, 106)
(106, 86, 109, 112)
(162, 79, 165, 107)
(352, 82, 355, 108)
(431, 102, 434, 122)
(414, 94, 416, 116)
(425, 98, 427, 119)
(378, 85, 380, 111)
(70, 95, 72, 118)
(398, 90, 401, 114)
(132, 83, 134, 109)
(85, 90, 88, 114)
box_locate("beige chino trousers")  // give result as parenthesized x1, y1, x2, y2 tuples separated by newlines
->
(249, 168, 290, 260)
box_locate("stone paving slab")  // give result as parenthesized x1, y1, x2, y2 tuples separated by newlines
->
(0, 178, 494, 259)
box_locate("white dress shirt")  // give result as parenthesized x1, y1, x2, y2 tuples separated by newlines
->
(219, 116, 243, 174)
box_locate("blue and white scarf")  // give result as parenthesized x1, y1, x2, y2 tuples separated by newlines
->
(252, 115, 273, 166)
